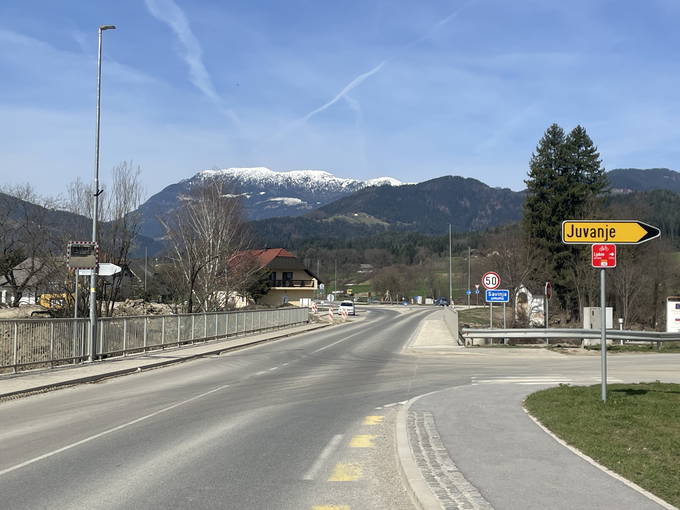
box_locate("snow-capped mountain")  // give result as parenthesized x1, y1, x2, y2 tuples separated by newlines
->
(137, 167, 406, 239)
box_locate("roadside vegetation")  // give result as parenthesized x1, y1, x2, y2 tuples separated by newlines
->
(524, 383, 680, 507)
(584, 342, 680, 353)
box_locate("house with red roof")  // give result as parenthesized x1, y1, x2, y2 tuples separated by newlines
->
(235, 247, 321, 307)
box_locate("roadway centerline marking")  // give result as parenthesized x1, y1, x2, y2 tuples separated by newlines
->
(362, 416, 384, 425)
(311, 330, 365, 354)
(349, 435, 377, 448)
(0, 383, 232, 477)
(328, 463, 362, 481)
(302, 434, 344, 481)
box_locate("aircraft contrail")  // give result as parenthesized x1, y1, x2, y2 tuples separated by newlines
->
(145, 0, 238, 122)
(274, 9, 460, 138)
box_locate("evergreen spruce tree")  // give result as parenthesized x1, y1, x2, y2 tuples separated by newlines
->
(522, 123, 569, 255)
(522, 124, 610, 317)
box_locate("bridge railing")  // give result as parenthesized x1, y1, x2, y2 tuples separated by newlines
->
(0, 307, 309, 373)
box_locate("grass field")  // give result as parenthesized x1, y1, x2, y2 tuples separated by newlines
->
(584, 342, 680, 353)
(457, 306, 510, 328)
(524, 382, 680, 507)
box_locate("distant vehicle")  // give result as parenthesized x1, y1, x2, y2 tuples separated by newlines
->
(434, 297, 449, 306)
(339, 300, 356, 315)
(346, 288, 354, 296)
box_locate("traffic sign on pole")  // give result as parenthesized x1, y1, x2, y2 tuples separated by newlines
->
(482, 272, 500, 290)
(545, 282, 552, 300)
(562, 220, 660, 245)
(592, 244, 616, 268)
(485, 289, 509, 302)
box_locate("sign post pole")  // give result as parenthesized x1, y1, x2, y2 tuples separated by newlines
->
(562, 220, 660, 403)
(601, 268, 607, 402)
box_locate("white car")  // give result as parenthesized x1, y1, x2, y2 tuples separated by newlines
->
(339, 300, 355, 316)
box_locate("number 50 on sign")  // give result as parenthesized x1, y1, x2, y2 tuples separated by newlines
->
(482, 272, 500, 290)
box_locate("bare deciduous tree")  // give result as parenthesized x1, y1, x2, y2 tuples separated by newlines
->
(0, 184, 60, 307)
(161, 179, 253, 313)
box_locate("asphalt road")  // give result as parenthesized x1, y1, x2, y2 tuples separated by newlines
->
(0, 307, 468, 510)
(1, 307, 678, 510)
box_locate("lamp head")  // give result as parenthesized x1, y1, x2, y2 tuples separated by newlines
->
(100, 25, 116, 31)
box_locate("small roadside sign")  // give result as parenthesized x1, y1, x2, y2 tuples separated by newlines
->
(562, 220, 660, 245)
(545, 282, 552, 300)
(466, 289, 471, 295)
(592, 244, 616, 268)
(67, 241, 98, 270)
(482, 272, 500, 290)
(485, 289, 509, 302)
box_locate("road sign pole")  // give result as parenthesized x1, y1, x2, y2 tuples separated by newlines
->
(545, 295, 549, 346)
(601, 268, 607, 402)
(489, 302, 493, 331)
(503, 302, 506, 329)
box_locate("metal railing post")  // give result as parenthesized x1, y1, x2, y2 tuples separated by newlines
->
(123, 318, 127, 356)
(162, 316, 166, 349)
(50, 322, 54, 369)
(143, 316, 148, 352)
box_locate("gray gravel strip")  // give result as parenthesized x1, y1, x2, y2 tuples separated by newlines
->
(408, 410, 494, 510)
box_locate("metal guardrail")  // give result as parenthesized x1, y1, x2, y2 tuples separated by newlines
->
(0, 307, 309, 373)
(461, 328, 680, 343)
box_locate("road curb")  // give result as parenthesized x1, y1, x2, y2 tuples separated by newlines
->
(395, 393, 443, 510)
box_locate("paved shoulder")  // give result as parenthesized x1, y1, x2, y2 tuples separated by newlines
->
(402, 384, 673, 510)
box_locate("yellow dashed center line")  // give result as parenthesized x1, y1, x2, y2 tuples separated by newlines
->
(362, 415, 384, 425)
(328, 463, 362, 481)
(349, 435, 377, 448)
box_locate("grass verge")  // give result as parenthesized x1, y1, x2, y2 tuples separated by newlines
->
(524, 382, 680, 507)
(585, 342, 680, 353)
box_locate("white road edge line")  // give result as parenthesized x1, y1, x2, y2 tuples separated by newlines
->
(301, 434, 344, 481)
(0, 383, 231, 477)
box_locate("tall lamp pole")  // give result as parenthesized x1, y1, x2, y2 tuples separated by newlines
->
(467, 246, 471, 309)
(448, 225, 452, 307)
(90, 24, 116, 362)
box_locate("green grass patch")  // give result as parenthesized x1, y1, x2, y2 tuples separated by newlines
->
(525, 382, 680, 507)
(457, 306, 509, 328)
(584, 342, 680, 353)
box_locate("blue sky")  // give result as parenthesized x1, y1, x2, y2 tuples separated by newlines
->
(2, 0, 680, 199)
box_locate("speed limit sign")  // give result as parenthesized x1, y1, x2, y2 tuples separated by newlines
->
(482, 271, 500, 290)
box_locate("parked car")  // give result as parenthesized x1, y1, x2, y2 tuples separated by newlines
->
(339, 300, 356, 315)
(434, 297, 449, 306)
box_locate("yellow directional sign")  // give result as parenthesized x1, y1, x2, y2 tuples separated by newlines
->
(562, 220, 660, 244)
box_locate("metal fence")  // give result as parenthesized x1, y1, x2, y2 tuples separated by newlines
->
(0, 307, 309, 373)
(461, 327, 680, 345)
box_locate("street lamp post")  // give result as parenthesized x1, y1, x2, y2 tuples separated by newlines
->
(467, 246, 471, 308)
(89, 24, 116, 362)
(448, 225, 452, 307)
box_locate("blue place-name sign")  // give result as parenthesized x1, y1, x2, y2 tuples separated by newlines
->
(485, 289, 509, 302)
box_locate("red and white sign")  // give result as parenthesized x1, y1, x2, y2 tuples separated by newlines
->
(311, 302, 317, 314)
(329, 306, 334, 322)
(341, 308, 348, 321)
(592, 244, 616, 268)
(545, 282, 552, 300)
(474, 284, 480, 290)
(482, 272, 500, 290)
